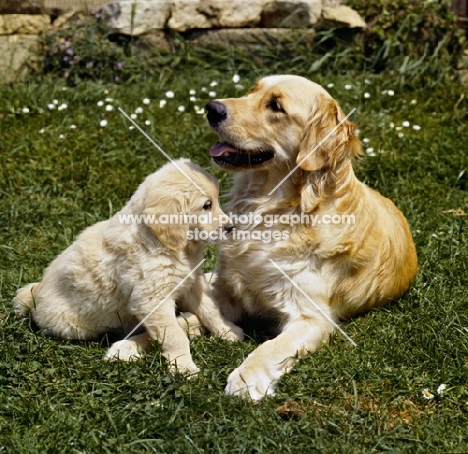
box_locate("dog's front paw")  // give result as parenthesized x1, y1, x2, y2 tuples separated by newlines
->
(104, 340, 143, 362)
(225, 363, 277, 401)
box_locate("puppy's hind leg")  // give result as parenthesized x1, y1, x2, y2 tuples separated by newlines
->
(177, 312, 207, 338)
(12, 283, 38, 317)
(188, 275, 244, 342)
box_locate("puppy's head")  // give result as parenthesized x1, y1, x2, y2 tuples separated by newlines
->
(206, 75, 361, 172)
(140, 160, 232, 251)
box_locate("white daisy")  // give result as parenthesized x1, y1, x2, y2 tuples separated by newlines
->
(402, 121, 410, 127)
(362, 138, 370, 143)
(58, 103, 68, 111)
(189, 96, 197, 102)
(105, 105, 113, 112)
(105, 98, 113, 103)
(210, 81, 218, 87)
(100, 119, 108, 127)
(143, 98, 150, 105)
(159, 99, 167, 108)
(422, 388, 434, 400)
(47, 104, 56, 110)
(410, 99, 417, 105)
(413, 125, 421, 131)
(387, 90, 395, 96)
(22, 107, 30, 114)
(69, 124, 77, 129)
(165, 91, 175, 98)
(327, 83, 334, 88)
(208, 91, 216, 97)
(145, 120, 151, 125)
(130, 113, 137, 120)
(53, 99, 59, 105)
(189, 89, 196, 95)
(135, 107, 143, 114)
(59, 134, 65, 139)
(364, 92, 371, 99)
(344, 84, 352, 90)
(437, 384, 447, 396)
(178, 106, 185, 112)
(39, 128, 45, 134)
(97, 101, 104, 107)
(232, 74, 240, 83)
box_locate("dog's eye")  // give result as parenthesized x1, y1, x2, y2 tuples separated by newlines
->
(267, 98, 285, 113)
(203, 200, 212, 210)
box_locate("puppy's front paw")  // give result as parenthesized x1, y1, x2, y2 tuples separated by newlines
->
(168, 356, 200, 378)
(104, 340, 143, 362)
(217, 324, 244, 342)
(225, 364, 277, 401)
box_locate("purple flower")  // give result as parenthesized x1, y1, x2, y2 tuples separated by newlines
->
(63, 56, 69, 62)
(64, 71, 69, 78)
(114, 76, 120, 82)
(66, 48, 74, 56)
(95, 13, 101, 19)
(117, 61, 124, 69)
(68, 59, 74, 65)
(64, 41, 71, 47)
(86, 60, 95, 68)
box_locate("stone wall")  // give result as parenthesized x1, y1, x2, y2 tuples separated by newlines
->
(0, 0, 366, 82)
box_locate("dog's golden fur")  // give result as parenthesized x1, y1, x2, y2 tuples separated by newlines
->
(207, 75, 418, 399)
(13, 159, 243, 374)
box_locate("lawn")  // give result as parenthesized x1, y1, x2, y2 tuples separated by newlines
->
(1, 20, 468, 453)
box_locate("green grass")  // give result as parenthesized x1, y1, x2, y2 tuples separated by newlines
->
(1, 41, 468, 453)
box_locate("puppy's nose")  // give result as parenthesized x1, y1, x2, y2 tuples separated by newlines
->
(224, 224, 234, 234)
(206, 101, 227, 127)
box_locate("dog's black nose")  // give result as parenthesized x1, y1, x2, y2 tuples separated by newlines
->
(224, 224, 234, 234)
(206, 101, 227, 127)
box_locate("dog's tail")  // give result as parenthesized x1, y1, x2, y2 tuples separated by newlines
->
(12, 283, 37, 317)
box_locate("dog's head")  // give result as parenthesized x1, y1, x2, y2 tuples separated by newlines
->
(137, 159, 232, 251)
(206, 75, 361, 173)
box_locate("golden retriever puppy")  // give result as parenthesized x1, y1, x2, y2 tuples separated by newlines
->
(205, 75, 418, 399)
(13, 159, 243, 375)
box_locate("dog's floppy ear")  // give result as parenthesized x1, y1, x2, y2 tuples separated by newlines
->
(297, 97, 361, 172)
(143, 195, 188, 252)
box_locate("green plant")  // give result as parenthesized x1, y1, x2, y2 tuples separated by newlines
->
(345, 0, 465, 71)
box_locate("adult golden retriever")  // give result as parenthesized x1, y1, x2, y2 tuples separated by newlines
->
(206, 75, 418, 400)
(13, 159, 243, 374)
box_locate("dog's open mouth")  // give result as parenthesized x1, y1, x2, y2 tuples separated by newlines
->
(209, 141, 274, 169)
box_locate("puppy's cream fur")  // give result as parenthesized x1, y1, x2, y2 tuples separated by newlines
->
(13, 159, 243, 374)
(207, 75, 418, 399)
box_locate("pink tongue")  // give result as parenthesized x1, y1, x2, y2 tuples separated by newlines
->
(209, 141, 237, 157)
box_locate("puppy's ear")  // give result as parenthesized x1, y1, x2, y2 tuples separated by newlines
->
(143, 196, 188, 252)
(297, 97, 361, 172)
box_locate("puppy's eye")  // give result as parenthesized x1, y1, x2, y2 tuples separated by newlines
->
(267, 98, 285, 113)
(203, 200, 212, 210)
